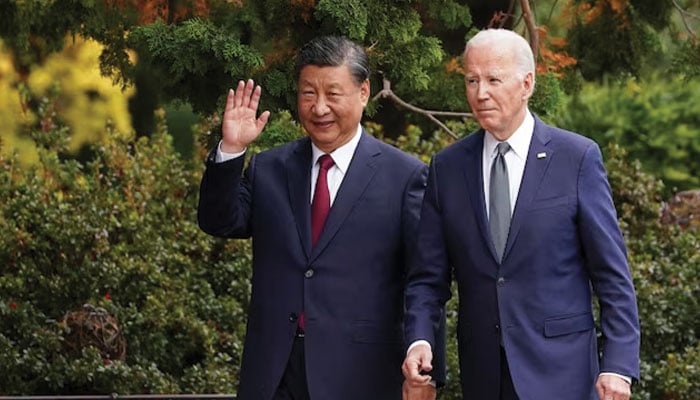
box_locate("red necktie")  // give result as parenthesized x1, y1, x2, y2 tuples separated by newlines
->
(300, 154, 334, 332)
(311, 154, 334, 246)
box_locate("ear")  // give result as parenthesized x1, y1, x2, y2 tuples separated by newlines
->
(522, 72, 535, 100)
(360, 79, 370, 106)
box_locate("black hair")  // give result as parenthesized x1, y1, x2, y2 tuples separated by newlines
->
(294, 36, 369, 85)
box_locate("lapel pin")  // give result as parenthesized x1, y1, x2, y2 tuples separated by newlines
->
(537, 152, 547, 159)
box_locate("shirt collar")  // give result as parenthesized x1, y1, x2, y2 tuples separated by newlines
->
(311, 124, 363, 174)
(484, 111, 534, 161)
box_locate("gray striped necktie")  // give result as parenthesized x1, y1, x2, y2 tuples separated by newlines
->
(489, 142, 511, 263)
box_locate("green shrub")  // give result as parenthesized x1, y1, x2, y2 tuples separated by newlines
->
(648, 343, 700, 400)
(555, 74, 700, 195)
(0, 107, 252, 394)
(604, 143, 700, 400)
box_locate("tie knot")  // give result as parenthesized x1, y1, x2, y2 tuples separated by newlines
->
(496, 142, 511, 156)
(318, 154, 334, 171)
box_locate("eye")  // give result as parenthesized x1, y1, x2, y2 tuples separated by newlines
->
(466, 78, 478, 86)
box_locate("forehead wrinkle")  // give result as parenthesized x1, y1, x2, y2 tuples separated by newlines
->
(466, 66, 506, 79)
(299, 69, 350, 87)
(466, 45, 513, 66)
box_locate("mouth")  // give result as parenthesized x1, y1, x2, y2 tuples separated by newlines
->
(312, 121, 334, 129)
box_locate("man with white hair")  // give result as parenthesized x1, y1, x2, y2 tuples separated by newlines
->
(402, 29, 640, 400)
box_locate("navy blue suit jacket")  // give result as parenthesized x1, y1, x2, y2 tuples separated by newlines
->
(198, 131, 443, 400)
(405, 115, 640, 399)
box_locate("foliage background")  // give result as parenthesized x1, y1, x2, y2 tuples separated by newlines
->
(0, 0, 699, 398)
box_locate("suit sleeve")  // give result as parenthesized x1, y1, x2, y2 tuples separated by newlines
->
(401, 163, 428, 260)
(404, 157, 452, 385)
(577, 143, 641, 380)
(197, 149, 255, 238)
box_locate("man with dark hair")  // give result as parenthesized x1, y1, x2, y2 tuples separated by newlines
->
(198, 36, 443, 400)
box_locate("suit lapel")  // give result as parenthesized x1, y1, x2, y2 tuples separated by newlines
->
(309, 132, 379, 262)
(463, 131, 499, 262)
(287, 138, 313, 259)
(503, 117, 553, 261)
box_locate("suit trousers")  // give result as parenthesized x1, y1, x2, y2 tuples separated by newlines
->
(273, 335, 310, 400)
(500, 346, 519, 400)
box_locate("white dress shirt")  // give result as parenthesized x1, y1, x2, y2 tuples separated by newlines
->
(482, 111, 534, 217)
(309, 125, 362, 205)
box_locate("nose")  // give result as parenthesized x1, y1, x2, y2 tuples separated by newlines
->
(311, 96, 330, 115)
(476, 82, 489, 100)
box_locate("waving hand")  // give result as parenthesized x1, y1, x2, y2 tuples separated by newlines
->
(220, 79, 270, 153)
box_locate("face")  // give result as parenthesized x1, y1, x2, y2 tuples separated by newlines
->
(297, 64, 369, 153)
(464, 43, 533, 141)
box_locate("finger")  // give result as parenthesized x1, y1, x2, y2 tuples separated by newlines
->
(248, 84, 262, 112)
(233, 80, 245, 108)
(402, 358, 421, 379)
(412, 375, 432, 386)
(257, 110, 271, 130)
(242, 79, 255, 107)
(401, 360, 413, 378)
(596, 388, 605, 400)
(420, 353, 433, 372)
(409, 362, 431, 384)
(595, 379, 606, 399)
(612, 386, 630, 400)
(224, 88, 235, 114)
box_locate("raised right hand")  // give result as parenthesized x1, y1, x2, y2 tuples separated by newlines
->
(220, 79, 270, 153)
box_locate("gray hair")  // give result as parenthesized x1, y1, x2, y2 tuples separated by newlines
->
(465, 29, 535, 82)
(294, 36, 370, 86)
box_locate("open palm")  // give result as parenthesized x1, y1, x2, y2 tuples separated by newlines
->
(221, 79, 270, 153)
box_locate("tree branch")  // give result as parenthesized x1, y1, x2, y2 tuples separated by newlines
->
(372, 78, 473, 139)
(671, 0, 699, 42)
(520, 0, 539, 61)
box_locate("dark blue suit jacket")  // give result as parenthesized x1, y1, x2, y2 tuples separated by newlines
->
(405, 115, 640, 399)
(199, 131, 443, 400)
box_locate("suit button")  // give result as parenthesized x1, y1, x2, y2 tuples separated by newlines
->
(495, 324, 500, 332)
(305, 269, 314, 278)
(289, 313, 298, 323)
(497, 277, 505, 287)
